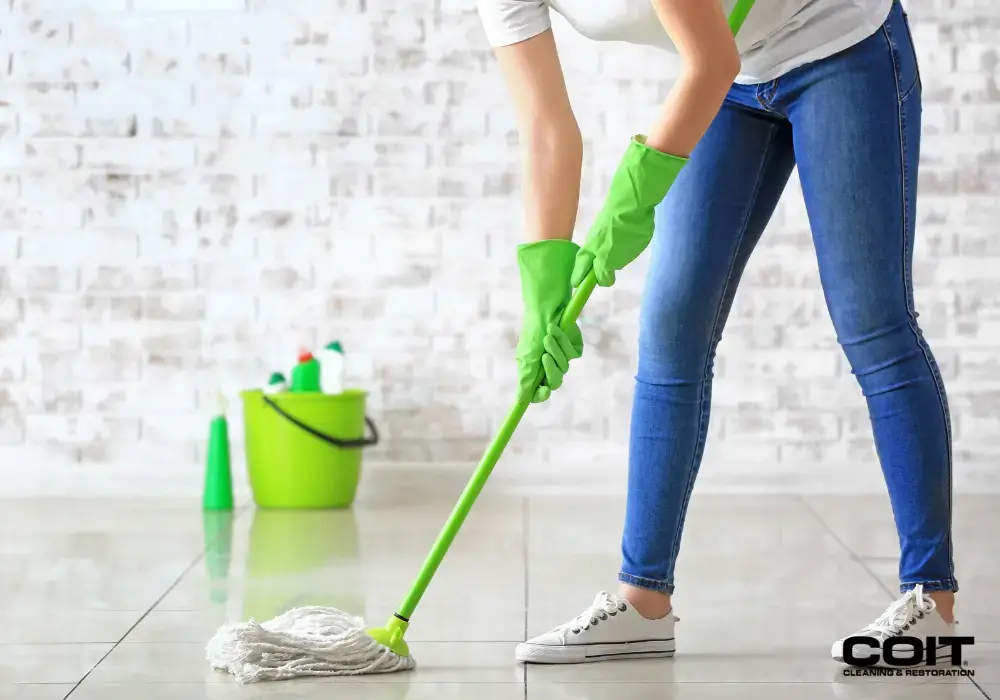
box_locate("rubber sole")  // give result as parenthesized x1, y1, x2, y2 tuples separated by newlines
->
(516, 638, 676, 664)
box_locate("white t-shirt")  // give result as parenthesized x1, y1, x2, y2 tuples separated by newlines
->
(476, 0, 894, 84)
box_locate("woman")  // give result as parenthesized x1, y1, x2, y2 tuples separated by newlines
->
(478, 0, 958, 666)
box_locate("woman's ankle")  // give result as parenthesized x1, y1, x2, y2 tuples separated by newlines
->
(928, 591, 956, 623)
(618, 583, 672, 620)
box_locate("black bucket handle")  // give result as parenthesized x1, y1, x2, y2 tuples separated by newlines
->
(261, 395, 379, 449)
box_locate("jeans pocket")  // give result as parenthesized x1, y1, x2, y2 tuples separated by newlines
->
(899, 10, 923, 101)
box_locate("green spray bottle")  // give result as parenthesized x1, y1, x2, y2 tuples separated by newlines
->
(290, 350, 321, 393)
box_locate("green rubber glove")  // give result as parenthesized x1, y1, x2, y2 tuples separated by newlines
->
(516, 239, 584, 404)
(572, 135, 688, 287)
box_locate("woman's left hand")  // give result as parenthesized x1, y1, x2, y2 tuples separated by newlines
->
(572, 136, 688, 288)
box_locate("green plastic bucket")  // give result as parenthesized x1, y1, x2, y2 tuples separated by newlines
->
(241, 389, 379, 509)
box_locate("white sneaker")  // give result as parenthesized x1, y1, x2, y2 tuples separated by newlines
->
(832, 584, 956, 667)
(515, 591, 676, 664)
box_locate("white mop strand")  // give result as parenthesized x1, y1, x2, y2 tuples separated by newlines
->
(206, 606, 415, 683)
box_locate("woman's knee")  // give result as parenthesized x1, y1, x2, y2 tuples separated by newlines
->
(835, 315, 937, 397)
(636, 280, 720, 385)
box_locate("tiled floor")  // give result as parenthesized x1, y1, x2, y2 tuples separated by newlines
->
(2, 484, 998, 699)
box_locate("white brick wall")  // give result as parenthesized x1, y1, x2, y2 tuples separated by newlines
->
(0, 0, 998, 495)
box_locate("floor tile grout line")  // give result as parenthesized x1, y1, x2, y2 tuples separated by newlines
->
(61, 502, 255, 700)
(61, 557, 207, 699)
(795, 494, 897, 600)
(800, 496, 997, 697)
(969, 657, 994, 699)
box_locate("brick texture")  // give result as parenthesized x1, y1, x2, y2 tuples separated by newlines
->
(0, 0, 998, 494)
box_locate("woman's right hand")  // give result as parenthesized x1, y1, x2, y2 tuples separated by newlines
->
(515, 239, 584, 404)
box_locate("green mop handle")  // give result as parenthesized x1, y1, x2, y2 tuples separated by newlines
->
(392, 0, 755, 622)
(394, 271, 598, 620)
(728, 0, 755, 35)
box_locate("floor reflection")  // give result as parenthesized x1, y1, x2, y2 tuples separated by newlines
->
(201, 510, 234, 606)
(242, 508, 364, 621)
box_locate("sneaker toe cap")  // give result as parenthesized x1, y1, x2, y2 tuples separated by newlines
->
(516, 630, 571, 662)
(523, 630, 567, 647)
(515, 637, 581, 664)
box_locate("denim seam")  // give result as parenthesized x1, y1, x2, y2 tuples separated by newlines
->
(617, 572, 674, 594)
(882, 16, 918, 106)
(754, 79, 781, 112)
(888, 27, 958, 591)
(660, 122, 782, 585)
(900, 579, 959, 594)
(898, 12, 923, 102)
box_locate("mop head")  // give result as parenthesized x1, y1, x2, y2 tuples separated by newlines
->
(206, 606, 415, 683)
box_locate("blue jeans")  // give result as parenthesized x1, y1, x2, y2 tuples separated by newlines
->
(619, 0, 957, 596)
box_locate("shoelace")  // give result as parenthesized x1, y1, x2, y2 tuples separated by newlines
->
(860, 584, 935, 640)
(565, 591, 628, 635)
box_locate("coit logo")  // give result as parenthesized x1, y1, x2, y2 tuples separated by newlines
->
(843, 636, 974, 667)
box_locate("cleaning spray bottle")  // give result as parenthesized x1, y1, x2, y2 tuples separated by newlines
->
(263, 371, 287, 395)
(317, 341, 345, 395)
(203, 392, 234, 511)
(290, 350, 321, 392)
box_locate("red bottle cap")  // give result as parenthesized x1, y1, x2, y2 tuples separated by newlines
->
(298, 350, 313, 363)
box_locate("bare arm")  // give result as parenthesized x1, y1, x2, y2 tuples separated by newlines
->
(494, 30, 582, 243)
(646, 0, 742, 156)
(491, 1, 741, 243)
